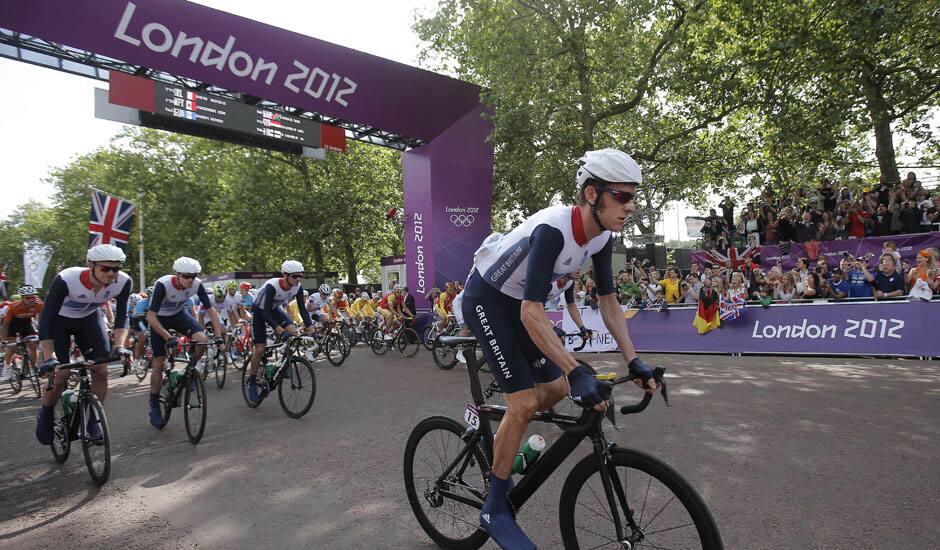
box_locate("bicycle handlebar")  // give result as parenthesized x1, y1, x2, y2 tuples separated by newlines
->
(596, 364, 668, 415)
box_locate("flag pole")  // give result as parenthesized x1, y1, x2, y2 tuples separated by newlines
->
(137, 190, 145, 289)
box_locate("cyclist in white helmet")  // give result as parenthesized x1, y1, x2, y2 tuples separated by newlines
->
(245, 260, 314, 403)
(462, 149, 659, 549)
(34, 244, 133, 446)
(305, 282, 332, 323)
(145, 257, 223, 428)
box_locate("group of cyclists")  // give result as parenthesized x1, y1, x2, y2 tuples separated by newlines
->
(2, 147, 665, 550)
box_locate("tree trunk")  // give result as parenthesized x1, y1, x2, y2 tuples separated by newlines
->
(860, 66, 900, 184)
(344, 242, 358, 285)
(312, 241, 323, 273)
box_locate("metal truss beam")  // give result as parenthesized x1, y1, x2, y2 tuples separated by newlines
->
(0, 29, 425, 151)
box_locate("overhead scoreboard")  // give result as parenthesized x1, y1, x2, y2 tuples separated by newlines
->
(103, 72, 346, 155)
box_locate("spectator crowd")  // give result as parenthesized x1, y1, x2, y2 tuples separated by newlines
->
(698, 172, 939, 250)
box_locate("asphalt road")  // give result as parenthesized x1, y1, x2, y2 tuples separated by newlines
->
(1, 347, 938, 549)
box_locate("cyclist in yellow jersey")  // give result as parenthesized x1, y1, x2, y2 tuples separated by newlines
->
(350, 292, 376, 319)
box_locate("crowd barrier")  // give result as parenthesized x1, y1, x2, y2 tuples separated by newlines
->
(551, 300, 939, 358)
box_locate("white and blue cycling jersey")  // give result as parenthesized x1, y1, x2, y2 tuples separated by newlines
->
(473, 204, 614, 302)
(149, 274, 212, 317)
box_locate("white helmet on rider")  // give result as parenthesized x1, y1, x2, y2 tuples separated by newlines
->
(360, 292, 370, 300)
(319, 283, 331, 294)
(172, 256, 202, 274)
(18, 285, 38, 296)
(576, 148, 642, 189)
(393, 284, 403, 292)
(86, 244, 126, 263)
(281, 260, 304, 274)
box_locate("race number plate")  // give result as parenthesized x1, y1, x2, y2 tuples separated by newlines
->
(463, 404, 480, 430)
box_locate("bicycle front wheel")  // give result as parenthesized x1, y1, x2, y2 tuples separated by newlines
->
(370, 329, 389, 355)
(421, 325, 437, 351)
(323, 334, 346, 366)
(214, 350, 228, 389)
(8, 362, 23, 394)
(397, 328, 420, 357)
(184, 373, 207, 444)
(133, 358, 150, 382)
(80, 395, 111, 486)
(403, 416, 490, 550)
(559, 448, 723, 550)
(50, 409, 71, 463)
(277, 356, 316, 418)
(432, 338, 458, 370)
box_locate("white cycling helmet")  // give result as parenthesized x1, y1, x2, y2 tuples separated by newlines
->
(393, 284, 403, 291)
(18, 285, 38, 296)
(319, 283, 331, 294)
(86, 244, 126, 263)
(576, 148, 643, 188)
(360, 292, 370, 300)
(172, 256, 202, 274)
(281, 260, 304, 274)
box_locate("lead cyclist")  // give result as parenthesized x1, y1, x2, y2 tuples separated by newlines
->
(460, 148, 658, 549)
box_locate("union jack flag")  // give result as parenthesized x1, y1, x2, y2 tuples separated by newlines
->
(88, 189, 135, 250)
(719, 291, 746, 321)
(704, 245, 762, 271)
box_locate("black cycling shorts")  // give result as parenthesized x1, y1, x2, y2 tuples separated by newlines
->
(49, 313, 110, 364)
(461, 270, 564, 394)
(150, 311, 203, 358)
(7, 317, 37, 338)
(250, 306, 293, 345)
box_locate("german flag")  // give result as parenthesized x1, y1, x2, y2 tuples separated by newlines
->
(693, 288, 721, 334)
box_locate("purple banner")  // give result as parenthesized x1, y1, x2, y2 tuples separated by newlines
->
(403, 105, 493, 309)
(563, 301, 939, 357)
(692, 232, 940, 271)
(0, 0, 481, 141)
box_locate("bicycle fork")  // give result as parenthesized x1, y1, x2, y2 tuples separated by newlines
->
(592, 436, 643, 549)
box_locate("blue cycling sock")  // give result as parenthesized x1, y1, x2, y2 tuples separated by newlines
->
(480, 473, 536, 550)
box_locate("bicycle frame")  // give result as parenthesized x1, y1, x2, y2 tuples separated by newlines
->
(436, 343, 638, 542)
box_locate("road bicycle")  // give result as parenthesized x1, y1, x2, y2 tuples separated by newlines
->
(240, 334, 317, 418)
(49, 357, 115, 486)
(199, 327, 231, 388)
(157, 340, 220, 444)
(370, 316, 419, 357)
(404, 335, 723, 549)
(4, 335, 42, 398)
(129, 332, 154, 382)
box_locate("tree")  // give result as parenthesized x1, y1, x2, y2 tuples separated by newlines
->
(415, 0, 761, 236)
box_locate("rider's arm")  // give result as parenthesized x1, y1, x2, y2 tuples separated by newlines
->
(592, 237, 639, 363)
(196, 284, 224, 336)
(260, 285, 281, 327)
(111, 277, 133, 348)
(38, 275, 69, 360)
(295, 288, 313, 327)
(520, 225, 580, 374)
(146, 282, 173, 340)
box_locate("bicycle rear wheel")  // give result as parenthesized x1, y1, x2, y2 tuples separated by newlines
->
(184, 372, 207, 444)
(404, 416, 490, 550)
(277, 356, 316, 418)
(432, 338, 458, 370)
(133, 358, 150, 382)
(559, 448, 723, 550)
(397, 328, 420, 357)
(80, 395, 111, 486)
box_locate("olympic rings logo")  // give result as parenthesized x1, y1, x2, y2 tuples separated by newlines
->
(450, 214, 475, 227)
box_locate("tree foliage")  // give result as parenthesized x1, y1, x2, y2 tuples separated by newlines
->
(415, 0, 939, 232)
(0, 128, 402, 289)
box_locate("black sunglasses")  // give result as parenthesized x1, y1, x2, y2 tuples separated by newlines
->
(96, 264, 123, 273)
(598, 187, 636, 204)
(286, 273, 303, 279)
(178, 273, 199, 280)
